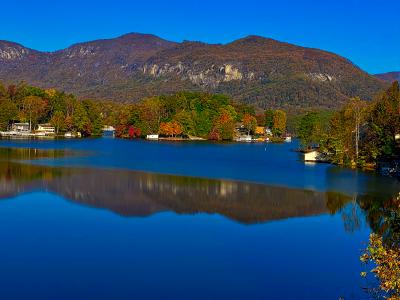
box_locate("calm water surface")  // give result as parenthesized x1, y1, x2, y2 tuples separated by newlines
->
(0, 138, 398, 300)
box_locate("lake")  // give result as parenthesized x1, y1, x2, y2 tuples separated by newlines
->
(0, 138, 398, 300)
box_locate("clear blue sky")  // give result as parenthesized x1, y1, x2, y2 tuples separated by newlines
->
(1, 0, 399, 74)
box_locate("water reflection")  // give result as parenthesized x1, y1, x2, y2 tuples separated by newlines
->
(0, 147, 71, 161)
(0, 160, 338, 223)
(0, 147, 398, 228)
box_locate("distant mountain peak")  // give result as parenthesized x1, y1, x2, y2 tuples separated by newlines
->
(375, 71, 400, 83)
(0, 41, 33, 61)
(118, 32, 165, 39)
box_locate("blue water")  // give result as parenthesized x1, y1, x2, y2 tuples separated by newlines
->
(0, 138, 396, 195)
(0, 138, 397, 300)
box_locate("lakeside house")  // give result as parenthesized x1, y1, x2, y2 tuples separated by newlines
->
(0, 122, 32, 137)
(36, 124, 55, 135)
(11, 123, 30, 133)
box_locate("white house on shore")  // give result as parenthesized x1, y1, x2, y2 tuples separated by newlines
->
(11, 123, 30, 133)
(36, 124, 55, 135)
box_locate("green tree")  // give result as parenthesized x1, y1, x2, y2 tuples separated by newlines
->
(72, 101, 91, 136)
(174, 110, 196, 136)
(297, 112, 322, 149)
(264, 109, 274, 128)
(366, 81, 400, 159)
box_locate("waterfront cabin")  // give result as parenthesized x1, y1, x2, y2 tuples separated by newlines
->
(146, 134, 159, 140)
(11, 123, 30, 133)
(36, 124, 55, 135)
(284, 136, 292, 142)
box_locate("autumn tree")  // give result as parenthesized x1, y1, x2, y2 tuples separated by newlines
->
(159, 120, 183, 137)
(272, 110, 287, 137)
(128, 126, 141, 138)
(50, 111, 65, 134)
(360, 193, 400, 300)
(210, 107, 236, 140)
(0, 98, 18, 130)
(21, 96, 48, 130)
(325, 97, 368, 165)
(242, 113, 257, 135)
(137, 97, 166, 135)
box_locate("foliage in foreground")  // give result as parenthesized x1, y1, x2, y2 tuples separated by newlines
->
(361, 193, 400, 300)
(361, 234, 400, 300)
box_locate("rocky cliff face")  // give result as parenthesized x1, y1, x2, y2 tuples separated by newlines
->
(0, 33, 386, 109)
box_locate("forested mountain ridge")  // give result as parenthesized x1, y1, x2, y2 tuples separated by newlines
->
(375, 72, 400, 83)
(0, 33, 386, 109)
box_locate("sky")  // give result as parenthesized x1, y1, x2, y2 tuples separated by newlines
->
(0, 0, 399, 74)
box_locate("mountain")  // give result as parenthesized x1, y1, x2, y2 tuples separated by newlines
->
(0, 33, 386, 109)
(375, 72, 400, 83)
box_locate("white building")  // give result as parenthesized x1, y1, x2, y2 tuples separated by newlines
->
(302, 150, 320, 162)
(235, 135, 252, 142)
(36, 124, 55, 135)
(11, 123, 30, 132)
(146, 134, 159, 140)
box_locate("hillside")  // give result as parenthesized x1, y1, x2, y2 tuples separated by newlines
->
(375, 71, 400, 83)
(0, 33, 386, 109)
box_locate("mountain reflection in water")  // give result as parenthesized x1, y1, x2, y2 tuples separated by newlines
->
(0, 146, 397, 226)
(0, 158, 348, 224)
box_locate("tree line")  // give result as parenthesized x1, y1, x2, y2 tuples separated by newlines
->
(103, 92, 288, 140)
(0, 83, 289, 140)
(0, 82, 103, 136)
(296, 81, 400, 167)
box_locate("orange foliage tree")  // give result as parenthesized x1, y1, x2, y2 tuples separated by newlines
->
(159, 120, 183, 137)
